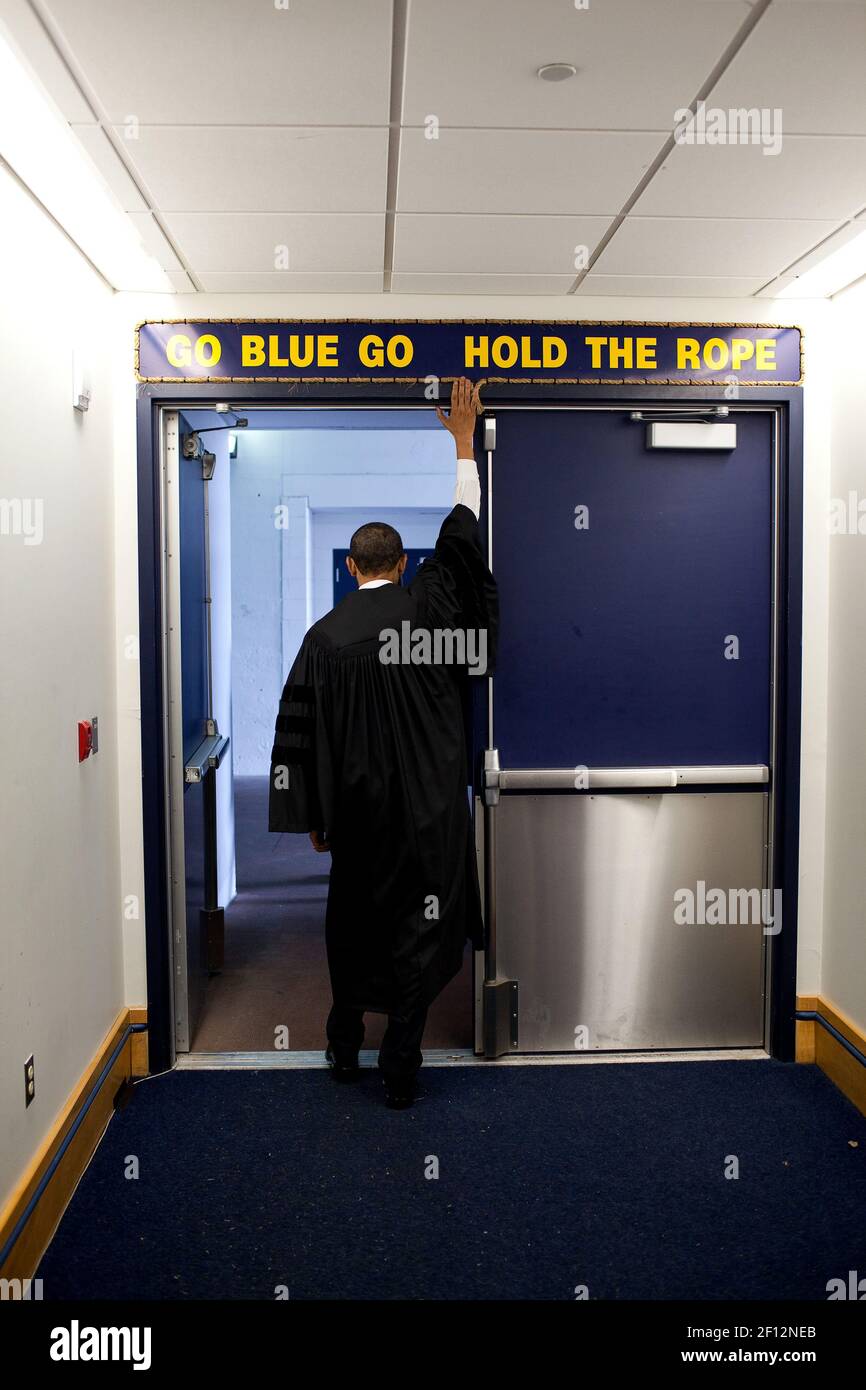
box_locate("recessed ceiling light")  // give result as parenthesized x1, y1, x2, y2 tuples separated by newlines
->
(537, 63, 577, 82)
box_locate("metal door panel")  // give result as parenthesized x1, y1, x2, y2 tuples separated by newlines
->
(494, 791, 767, 1052)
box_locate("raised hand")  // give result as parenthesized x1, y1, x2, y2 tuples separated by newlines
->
(436, 377, 483, 453)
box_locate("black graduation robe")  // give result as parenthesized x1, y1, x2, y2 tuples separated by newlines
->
(268, 503, 498, 1022)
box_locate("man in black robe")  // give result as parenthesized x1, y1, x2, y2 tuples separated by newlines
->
(268, 379, 497, 1107)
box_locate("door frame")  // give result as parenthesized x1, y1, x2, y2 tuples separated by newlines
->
(137, 381, 803, 1072)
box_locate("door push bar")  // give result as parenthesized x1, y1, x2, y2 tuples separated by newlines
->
(184, 733, 230, 784)
(482, 749, 768, 805)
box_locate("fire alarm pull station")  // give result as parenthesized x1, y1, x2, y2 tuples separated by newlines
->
(78, 719, 93, 762)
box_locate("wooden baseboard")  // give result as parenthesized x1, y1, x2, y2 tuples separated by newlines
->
(797, 994, 866, 1116)
(130, 1006, 149, 1076)
(0, 1006, 147, 1284)
(795, 1018, 816, 1063)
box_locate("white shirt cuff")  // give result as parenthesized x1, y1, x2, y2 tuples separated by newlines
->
(454, 457, 481, 518)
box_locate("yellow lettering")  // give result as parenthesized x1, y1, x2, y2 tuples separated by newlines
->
(465, 336, 489, 368)
(703, 337, 728, 370)
(242, 335, 265, 367)
(359, 334, 384, 368)
(166, 334, 191, 368)
(730, 338, 755, 370)
(608, 337, 633, 369)
(543, 337, 567, 368)
(387, 334, 413, 367)
(636, 337, 657, 369)
(318, 335, 339, 367)
(520, 336, 541, 369)
(677, 338, 701, 370)
(289, 335, 314, 368)
(755, 339, 776, 371)
(491, 336, 518, 369)
(195, 334, 221, 368)
(268, 334, 289, 368)
(585, 336, 607, 369)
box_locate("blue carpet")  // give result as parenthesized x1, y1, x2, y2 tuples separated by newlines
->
(37, 1060, 866, 1301)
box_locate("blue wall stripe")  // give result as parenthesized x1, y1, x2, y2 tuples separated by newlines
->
(0, 1022, 149, 1269)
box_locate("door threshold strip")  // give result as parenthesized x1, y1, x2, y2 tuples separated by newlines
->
(175, 1046, 769, 1071)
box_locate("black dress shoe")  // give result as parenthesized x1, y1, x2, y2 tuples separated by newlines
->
(325, 1045, 360, 1081)
(383, 1075, 417, 1109)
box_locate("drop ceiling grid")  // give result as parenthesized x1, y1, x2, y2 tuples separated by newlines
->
(15, 0, 866, 293)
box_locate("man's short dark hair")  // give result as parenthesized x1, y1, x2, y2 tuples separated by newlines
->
(349, 522, 405, 576)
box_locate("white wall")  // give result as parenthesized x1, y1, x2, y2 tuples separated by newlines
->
(821, 279, 866, 1032)
(111, 289, 832, 1013)
(795, 308, 833, 999)
(0, 167, 123, 1209)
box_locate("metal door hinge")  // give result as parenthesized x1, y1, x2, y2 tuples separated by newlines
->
(483, 978, 518, 1058)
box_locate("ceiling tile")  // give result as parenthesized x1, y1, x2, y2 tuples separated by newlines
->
(162, 212, 385, 272)
(592, 214, 842, 278)
(403, 0, 751, 130)
(114, 125, 388, 213)
(71, 124, 149, 212)
(390, 272, 577, 294)
(578, 273, 766, 297)
(397, 128, 663, 215)
(708, 0, 866, 135)
(41, 0, 393, 124)
(197, 272, 385, 294)
(127, 211, 182, 270)
(634, 135, 866, 222)
(394, 214, 611, 274)
(165, 270, 196, 292)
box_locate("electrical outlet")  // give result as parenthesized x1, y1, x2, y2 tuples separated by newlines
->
(24, 1054, 35, 1107)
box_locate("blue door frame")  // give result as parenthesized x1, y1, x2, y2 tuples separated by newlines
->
(136, 382, 803, 1072)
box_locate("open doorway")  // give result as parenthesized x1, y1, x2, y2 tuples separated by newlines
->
(174, 407, 475, 1055)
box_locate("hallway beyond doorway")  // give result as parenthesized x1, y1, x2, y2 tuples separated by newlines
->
(190, 776, 473, 1054)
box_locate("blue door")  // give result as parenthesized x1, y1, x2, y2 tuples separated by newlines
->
(483, 408, 774, 1055)
(176, 412, 227, 1049)
(333, 547, 436, 606)
(492, 410, 772, 767)
(178, 411, 209, 1043)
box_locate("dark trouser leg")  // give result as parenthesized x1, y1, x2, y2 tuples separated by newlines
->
(378, 1004, 428, 1081)
(326, 1003, 365, 1064)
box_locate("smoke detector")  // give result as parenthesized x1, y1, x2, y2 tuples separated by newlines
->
(537, 63, 577, 82)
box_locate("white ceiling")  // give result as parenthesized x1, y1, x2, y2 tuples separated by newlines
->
(2, 0, 864, 296)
